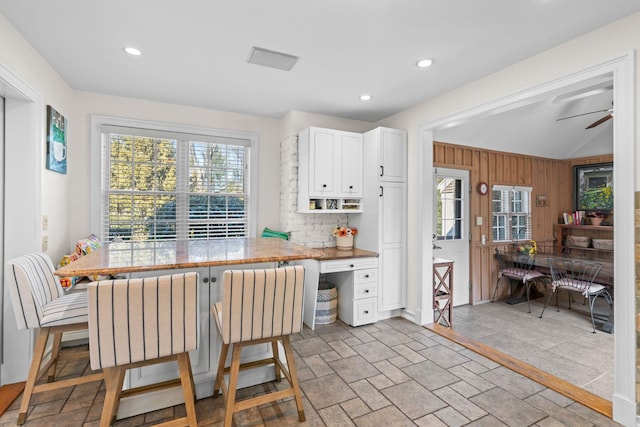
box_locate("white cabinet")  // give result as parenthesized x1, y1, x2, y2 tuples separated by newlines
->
(333, 267, 378, 326)
(350, 127, 407, 314)
(298, 127, 363, 213)
(378, 127, 407, 182)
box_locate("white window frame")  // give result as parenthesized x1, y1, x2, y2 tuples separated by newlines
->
(90, 115, 258, 241)
(491, 184, 532, 242)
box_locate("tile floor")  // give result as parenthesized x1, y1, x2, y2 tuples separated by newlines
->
(0, 315, 619, 426)
(454, 290, 614, 400)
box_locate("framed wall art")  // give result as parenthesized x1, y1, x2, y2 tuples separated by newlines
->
(46, 105, 67, 174)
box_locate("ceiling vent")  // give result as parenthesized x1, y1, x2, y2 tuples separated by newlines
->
(248, 47, 298, 71)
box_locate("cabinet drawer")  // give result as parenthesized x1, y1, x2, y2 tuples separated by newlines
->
(353, 298, 377, 326)
(319, 257, 378, 273)
(353, 268, 377, 284)
(354, 282, 377, 300)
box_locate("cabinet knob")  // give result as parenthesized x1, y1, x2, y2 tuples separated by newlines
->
(322, 184, 327, 188)
(364, 289, 369, 293)
(364, 310, 369, 314)
(350, 264, 354, 268)
(364, 274, 369, 278)
(349, 185, 353, 189)
(211, 277, 217, 282)
(203, 277, 208, 283)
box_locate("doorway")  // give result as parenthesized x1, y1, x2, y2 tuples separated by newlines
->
(433, 168, 469, 307)
(417, 54, 635, 423)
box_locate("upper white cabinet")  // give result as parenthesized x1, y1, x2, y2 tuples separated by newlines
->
(298, 127, 363, 213)
(378, 128, 407, 182)
(350, 127, 407, 313)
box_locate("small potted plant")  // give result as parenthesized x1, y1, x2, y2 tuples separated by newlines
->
(332, 226, 357, 250)
(587, 211, 606, 226)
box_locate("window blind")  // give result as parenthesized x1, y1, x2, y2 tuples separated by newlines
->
(99, 124, 251, 242)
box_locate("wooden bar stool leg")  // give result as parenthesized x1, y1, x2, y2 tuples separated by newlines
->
(282, 335, 305, 422)
(177, 353, 198, 426)
(213, 343, 229, 398)
(224, 344, 243, 427)
(271, 339, 281, 381)
(47, 332, 63, 382)
(100, 366, 126, 427)
(18, 328, 50, 425)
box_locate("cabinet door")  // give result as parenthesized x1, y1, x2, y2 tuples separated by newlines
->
(380, 183, 405, 246)
(339, 133, 362, 196)
(379, 182, 406, 311)
(127, 267, 212, 391)
(379, 128, 406, 182)
(378, 246, 405, 311)
(309, 129, 338, 196)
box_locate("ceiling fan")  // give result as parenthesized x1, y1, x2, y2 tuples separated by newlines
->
(556, 103, 613, 129)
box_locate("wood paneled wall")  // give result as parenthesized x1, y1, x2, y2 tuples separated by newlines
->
(433, 141, 613, 304)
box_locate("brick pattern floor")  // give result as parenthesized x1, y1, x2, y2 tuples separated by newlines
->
(0, 317, 620, 426)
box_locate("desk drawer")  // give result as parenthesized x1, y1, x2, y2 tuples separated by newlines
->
(354, 282, 377, 300)
(352, 298, 377, 326)
(353, 268, 377, 284)
(319, 257, 377, 273)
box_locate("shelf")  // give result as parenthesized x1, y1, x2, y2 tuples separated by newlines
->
(557, 224, 613, 231)
(299, 197, 362, 213)
(562, 245, 613, 253)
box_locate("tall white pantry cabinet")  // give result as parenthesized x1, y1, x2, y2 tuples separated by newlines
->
(350, 127, 407, 315)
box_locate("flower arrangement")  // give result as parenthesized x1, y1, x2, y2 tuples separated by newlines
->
(587, 211, 606, 218)
(332, 226, 357, 237)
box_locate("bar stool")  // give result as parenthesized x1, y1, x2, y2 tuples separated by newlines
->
(5, 252, 104, 425)
(211, 266, 306, 427)
(87, 273, 199, 427)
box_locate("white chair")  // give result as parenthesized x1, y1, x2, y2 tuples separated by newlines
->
(87, 273, 199, 427)
(5, 252, 103, 425)
(211, 266, 306, 427)
(540, 258, 612, 333)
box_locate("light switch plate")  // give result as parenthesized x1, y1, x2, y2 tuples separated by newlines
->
(475, 216, 483, 226)
(43, 214, 48, 231)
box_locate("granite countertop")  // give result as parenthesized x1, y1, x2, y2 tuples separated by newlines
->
(313, 247, 379, 261)
(55, 238, 324, 277)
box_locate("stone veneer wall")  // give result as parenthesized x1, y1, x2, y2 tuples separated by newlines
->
(280, 135, 350, 248)
(636, 191, 640, 416)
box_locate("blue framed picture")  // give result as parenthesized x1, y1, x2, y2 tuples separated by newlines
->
(46, 105, 67, 174)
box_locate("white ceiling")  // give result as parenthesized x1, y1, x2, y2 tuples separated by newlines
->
(0, 1, 634, 158)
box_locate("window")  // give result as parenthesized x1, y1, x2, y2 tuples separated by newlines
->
(491, 185, 532, 242)
(435, 176, 463, 240)
(92, 117, 256, 242)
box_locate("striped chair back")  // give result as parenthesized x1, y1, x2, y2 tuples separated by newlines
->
(5, 252, 66, 330)
(87, 272, 199, 370)
(212, 266, 305, 345)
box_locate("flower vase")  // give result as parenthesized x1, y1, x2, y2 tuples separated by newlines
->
(336, 235, 354, 251)
(590, 217, 604, 226)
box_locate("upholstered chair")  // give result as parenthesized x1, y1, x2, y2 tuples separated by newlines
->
(5, 252, 103, 425)
(88, 273, 199, 426)
(211, 266, 306, 427)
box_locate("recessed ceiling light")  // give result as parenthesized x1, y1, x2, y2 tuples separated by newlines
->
(416, 58, 434, 68)
(359, 94, 372, 101)
(124, 46, 142, 56)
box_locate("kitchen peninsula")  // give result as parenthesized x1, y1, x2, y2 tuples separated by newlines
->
(55, 237, 325, 420)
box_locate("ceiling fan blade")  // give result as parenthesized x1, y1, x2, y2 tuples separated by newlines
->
(585, 114, 613, 129)
(556, 108, 610, 121)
